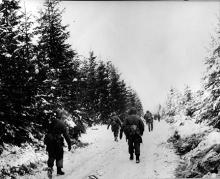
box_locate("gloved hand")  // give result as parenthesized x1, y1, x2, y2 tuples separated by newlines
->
(68, 145, 71, 151)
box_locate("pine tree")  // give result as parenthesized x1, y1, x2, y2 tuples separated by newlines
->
(117, 79, 129, 114)
(126, 88, 143, 115)
(34, 0, 76, 124)
(95, 61, 111, 123)
(200, 18, 220, 128)
(0, 0, 22, 121)
(183, 85, 192, 104)
(63, 56, 81, 113)
(133, 93, 144, 116)
(126, 87, 136, 108)
(0, 0, 37, 144)
(183, 85, 195, 117)
(165, 87, 183, 116)
(108, 63, 122, 114)
(107, 63, 132, 115)
(77, 57, 90, 110)
(86, 51, 98, 116)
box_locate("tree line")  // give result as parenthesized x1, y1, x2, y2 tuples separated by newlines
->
(162, 17, 220, 128)
(0, 0, 143, 145)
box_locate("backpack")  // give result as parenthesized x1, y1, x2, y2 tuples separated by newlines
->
(144, 113, 153, 123)
(44, 132, 64, 147)
(44, 133, 54, 146)
(129, 124, 140, 136)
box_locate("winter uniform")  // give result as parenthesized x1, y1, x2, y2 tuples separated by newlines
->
(44, 118, 71, 175)
(107, 114, 122, 141)
(70, 125, 82, 141)
(144, 111, 153, 132)
(154, 113, 161, 122)
(120, 108, 144, 163)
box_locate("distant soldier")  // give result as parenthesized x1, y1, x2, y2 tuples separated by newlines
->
(154, 113, 161, 122)
(44, 109, 71, 177)
(107, 112, 122, 142)
(144, 110, 154, 132)
(69, 125, 82, 142)
(73, 120, 86, 141)
(120, 107, 144, 163)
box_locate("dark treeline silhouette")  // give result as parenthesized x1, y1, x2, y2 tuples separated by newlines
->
(0, 0, 143, 145)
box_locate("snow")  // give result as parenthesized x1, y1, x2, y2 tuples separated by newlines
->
(182, 129, 220, 166)
(172, 114, 211, 138)
(3, 53, 12, 58)
(0, 143, 47, 172)
(213, 96, 220, 110)
(65, 119, 76, 128)
(72, 78, 78, 82)
(42, 99, 50, 105)
(20, 120, 179, 179)
(205, 131, 220, 146)
(169, 109, 220, 176)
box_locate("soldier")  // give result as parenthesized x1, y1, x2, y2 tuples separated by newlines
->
(44, 109, 71, 177)
(154, 113, 161, 122)
(107, 112, 122, 142)
(144, 110, 154, 132)
(120, 107, 144, 163)
(69, 119, 85, 143)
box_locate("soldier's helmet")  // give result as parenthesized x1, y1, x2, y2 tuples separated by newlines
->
(56, 108, 65, 119)
(128, 107, 137, 115)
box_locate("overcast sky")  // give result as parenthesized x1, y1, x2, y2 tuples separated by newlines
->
(24, 0, 220, 112)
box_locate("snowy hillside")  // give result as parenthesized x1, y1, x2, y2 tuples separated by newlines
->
(163, 87, 220, 178)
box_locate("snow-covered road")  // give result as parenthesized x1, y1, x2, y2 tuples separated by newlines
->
(23, 120, 179, 179)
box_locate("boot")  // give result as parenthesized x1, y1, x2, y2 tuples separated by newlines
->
(136, 155, 140, 163)
(57, 167, 65, 175)
(47, 167, 53, 179)
(130, 153, 134, 160)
